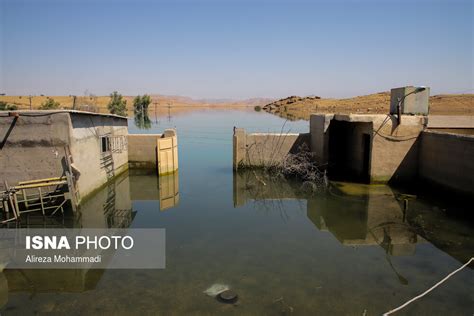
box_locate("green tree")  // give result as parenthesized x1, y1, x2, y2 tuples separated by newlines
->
(39, 98, 60, 110)
(133, 95, 152, 129)
(107, 91, 127, 116)
(133, 95, 151, 114)
(134, 110, 152, 129)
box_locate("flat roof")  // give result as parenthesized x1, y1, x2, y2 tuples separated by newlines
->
(0, 110, 128, 120)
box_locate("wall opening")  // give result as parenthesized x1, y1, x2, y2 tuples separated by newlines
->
(328, 120, 372, 183)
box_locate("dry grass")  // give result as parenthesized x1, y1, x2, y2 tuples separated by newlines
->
(0, 95, 270, 113)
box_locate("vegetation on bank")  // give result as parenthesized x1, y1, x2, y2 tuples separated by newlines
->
(107, 91, 127, 116)
(39, 98, 60, 110)
(0, 101, 18, 111)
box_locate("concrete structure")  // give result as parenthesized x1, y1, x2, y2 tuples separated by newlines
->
(0, 110, 128, 204)
(311, 114, 426, 183)
(419, 131, 474, 196)
(233, 128, 310, 169)
(390, 86, 430, 115)
(310, 114, 474, 195)
(128, 129, 178, 175)
(427, 115, 474, 135)
(128, 134, 162, 169)
(235, 85, 473, 196)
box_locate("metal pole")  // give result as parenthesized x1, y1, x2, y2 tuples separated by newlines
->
(397, 98, 402, 125)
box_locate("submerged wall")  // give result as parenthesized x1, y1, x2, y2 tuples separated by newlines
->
(128, 130, 178, 176)
(128, 134, 162, 168)
(419, 131, 474, 196)
(233, 128, 310, 169)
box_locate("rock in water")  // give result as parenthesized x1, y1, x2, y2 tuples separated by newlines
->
(203, 284, 229, 297)
(218, 290, 238, 303)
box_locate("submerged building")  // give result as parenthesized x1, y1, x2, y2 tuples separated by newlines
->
(0, 110, 179, 219)
(0, 110, 129, 205)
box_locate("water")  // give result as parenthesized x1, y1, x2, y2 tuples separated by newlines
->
(1, 108, 473, 315)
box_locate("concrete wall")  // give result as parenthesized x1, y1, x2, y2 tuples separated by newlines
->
(69, 113, 129, 202)
(419, 131, 474, 196)
(310, 114, 333, 166)
(128, 134, 162, 168)
(369, 115, 424, 183)
(233, 128, 310, 169)
(427, 115, 474, 129)
(0, 112, 71, 191)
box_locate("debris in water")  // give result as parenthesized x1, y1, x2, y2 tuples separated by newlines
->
(273, 296, 294, 314)
(218, 290, 238, 303)
(203, 283, 229, 297)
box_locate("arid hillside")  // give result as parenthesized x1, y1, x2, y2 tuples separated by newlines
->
(262, 92, 474, 121)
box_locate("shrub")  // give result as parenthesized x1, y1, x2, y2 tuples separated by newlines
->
(39, 98, 60, 110)
(0, 101, 18, 111)
(107, 91, 127, 116)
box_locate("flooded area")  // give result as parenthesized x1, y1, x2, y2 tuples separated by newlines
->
(1, 109, 473, 315)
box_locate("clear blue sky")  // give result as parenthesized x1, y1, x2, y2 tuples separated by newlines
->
(1, 0, 472, 99)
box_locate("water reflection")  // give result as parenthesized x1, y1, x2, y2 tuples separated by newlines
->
(76, 171, 135, 228)
(129, 169, 180, 211)
(308, 183, 420, 256)
(235, 171, 418, 249)
(134, 111, 152, 129)
(0, 169, 181, 310)
(0, 172, 135, 309)
(233, 170, 470, 270)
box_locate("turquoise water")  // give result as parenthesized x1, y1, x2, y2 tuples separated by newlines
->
(1, 109, 473, 315)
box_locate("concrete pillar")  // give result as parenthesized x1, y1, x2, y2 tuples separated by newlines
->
(310, 114, 334, 167)
(233, 128, 246, 170)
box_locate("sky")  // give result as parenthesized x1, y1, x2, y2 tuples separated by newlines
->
(0, 0, 472, 99)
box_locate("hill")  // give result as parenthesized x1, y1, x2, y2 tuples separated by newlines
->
(262, 92, 474, 120)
